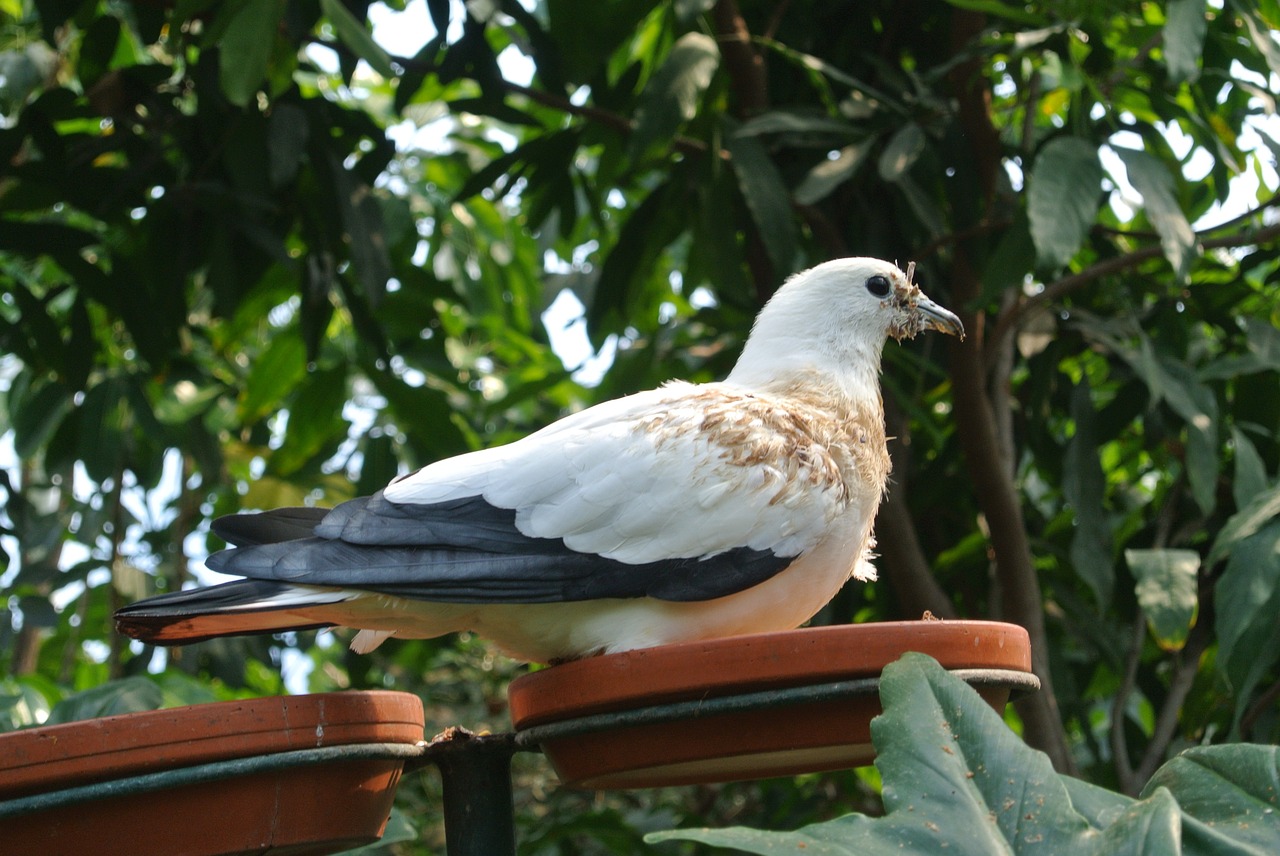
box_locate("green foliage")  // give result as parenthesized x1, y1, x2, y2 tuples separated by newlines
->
(650, 654, 1280, 855)
(1, 0, 1279, 851)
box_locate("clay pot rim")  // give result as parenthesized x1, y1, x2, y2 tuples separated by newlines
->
(0, 690, 424, 802)
(509, 620, 1031, 729)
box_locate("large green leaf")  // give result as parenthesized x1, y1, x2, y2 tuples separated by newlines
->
(1164, 0, 1208, 84)
(44, 677, 164, 726)
(1125, 548, 1199, 652)
(218, 0, 285, 107)
(320, 0, 395, 78)
(237, 331, 307, 425)
(1230, 427, 1269, 510)
(1213, 520, 1280, 724)
(628, 32, 719, 160)
(1114, 147, 1197, 284)
(726, 131, 799, 276)
(650, 653, 1100, 854)
(877, 122, 925, 182)
(650, 656, 1280, 855)
(1207, 482, 1280, 565)
(795, 139, 873, 205)
(1143, 745, 1280, 854)
(1028, 137, 1103, 269)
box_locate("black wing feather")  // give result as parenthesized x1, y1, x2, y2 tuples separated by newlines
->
(205, 492, 794, 604)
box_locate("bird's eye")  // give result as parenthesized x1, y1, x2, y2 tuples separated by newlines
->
(865, 275, 892, 298)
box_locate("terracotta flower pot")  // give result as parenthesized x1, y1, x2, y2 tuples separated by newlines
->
(0, 691, 425, 856)
(509, 620, 1035, 789)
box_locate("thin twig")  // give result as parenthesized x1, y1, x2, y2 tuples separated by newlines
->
(989, 213, 1280, 358)
(1111, 605, 1147, 795)
(1135, 626, 1210, 784)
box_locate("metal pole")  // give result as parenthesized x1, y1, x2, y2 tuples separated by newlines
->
(430, 736, 519, 856)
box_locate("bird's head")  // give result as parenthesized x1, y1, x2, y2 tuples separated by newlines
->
(727, 257, 964, 393)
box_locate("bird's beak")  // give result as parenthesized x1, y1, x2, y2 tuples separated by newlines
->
(915, 295, 965, 340)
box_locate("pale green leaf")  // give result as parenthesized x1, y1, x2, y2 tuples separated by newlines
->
(320, 0, 395, 78)
(1214, 521, 1280, 722)
(1143, 745, 1280, 853)
(1164, 0, 1208, 83)
(1208, 482, 1280, 565)
(1231, 427, 1270, 510)
(1093, 787, 1181, 855)
(1114, 147, 1197, 283)
(1028, 137, 1104, 269)
(628, 32, 719, 159)
(877, 122, 925, 181)
(1125, 548, 1199, 652)
(795, 139, 874, 205)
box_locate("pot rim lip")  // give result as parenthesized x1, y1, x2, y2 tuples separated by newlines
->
(509, 620, 1032, 728)
(0, 689, 423, 743)
(0, 690, 425, 800)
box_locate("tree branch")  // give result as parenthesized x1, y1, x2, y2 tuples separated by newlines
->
(944, 6, 1076, 774)
(713, 0, 770, 116)
(1111, 605, 1147, 795)
(989, 205, 1280, 360)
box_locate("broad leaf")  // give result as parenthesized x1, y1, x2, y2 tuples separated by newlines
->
(726, 131, 799, 276)
(628, 33, 719, 160)
(1143, 745, 1280, 854)
(1230, 427, 1270, 510)
(1114, 147, 1197, 284)
(218, 0, 284, 107)
(795, 139, 874, 205)
(238, 331, 308, 425)
(650, 653, 1099, 854)
(1125, 548, 1199, 652)
(1213, 520, 1280, 725)
(877, 122, 925, 182)
(1207, 482, 1280, 565)
(44, 677, 164, 726)
(1164, 0, 1208, 84)
(320, 0, 395, 78)
(1028, 137, 1104, 269)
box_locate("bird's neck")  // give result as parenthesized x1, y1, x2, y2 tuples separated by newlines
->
(726, 336, 886, 408)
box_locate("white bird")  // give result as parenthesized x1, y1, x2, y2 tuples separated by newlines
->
(115, 258, 962, 663)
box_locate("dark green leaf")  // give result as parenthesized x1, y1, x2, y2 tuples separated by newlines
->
(10, 377, 73, 459)
(1065, 379, 1114, 605)
(269, 365, 349, 476)
(45, 677, 164, 725)
(1028, 137, 1103, 269)
(267, 102, 309, 187)
(219, 0, 285, 107)
(651, 654, 1099, 854)
(726, 131, 798, 276)
(1125, 548, 1199, 652)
